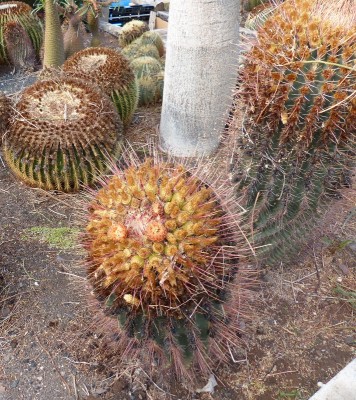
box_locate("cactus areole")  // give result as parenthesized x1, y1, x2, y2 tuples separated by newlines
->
(84, 158, 247, 379)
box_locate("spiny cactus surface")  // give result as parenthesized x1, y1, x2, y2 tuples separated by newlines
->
(232, 0, 356, 263)
(63, 47, 138, 127)
(0, 92, 12, 136)
(4, 77, 123, 192)
(137, 31, 165, 57)
(118, 19, 149, 48)
(121, 41, 160, 62)
(0, 1, 43, 64)
(131, 56, 164, 106)
(84, 156, 252, 382)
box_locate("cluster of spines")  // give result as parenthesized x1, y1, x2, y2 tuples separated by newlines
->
(0, 1, 42, 64)
(0, 92, 12, 135)
(62, 47, 138, 127)
(233, 0, 355, 263)
(4, 77, 123, 192)
(122, 42, 160, 62)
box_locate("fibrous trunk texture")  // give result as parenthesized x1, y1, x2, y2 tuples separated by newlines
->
(159, 0, 240, 156)
(43, 0, 65, 68)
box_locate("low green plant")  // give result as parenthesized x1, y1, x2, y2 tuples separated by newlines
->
(24, 226, 80, 249)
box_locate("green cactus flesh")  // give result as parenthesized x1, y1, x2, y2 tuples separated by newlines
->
(0, 1, 42, 65)
(233, 0, 355, 263)
(63, 47, 138, 127)
(84, 158, 247, 381)
(4, 77, 123, 192)
(131, 56, 163, 106)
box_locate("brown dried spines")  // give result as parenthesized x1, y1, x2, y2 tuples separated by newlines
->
(4, 20, 36, 70)
(0, 1, 43, 64)
(4, 77, 123, 191)
(0, 92, 12, 135)
(63, 47, 138, 126)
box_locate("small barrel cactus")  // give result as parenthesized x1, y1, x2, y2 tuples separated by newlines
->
(231, 0, 356, 263)
(83, 156, 252, 382)
(131, 56, 164, 106)
(0, 1, 43, 65)
(118, 20, 149, 48)
(137, 31, 165, 57)
(63, 47, 138, 127)
(3, 20, 36, 70)
(121, 42, 160, 62)
(3, 77, 123, 192)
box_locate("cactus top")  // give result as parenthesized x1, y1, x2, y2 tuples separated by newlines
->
(242, 0, 356, 148)
(85, 159, 238, 317)
(62, 47, 136, 96)
(6, 77, 122, 157)
(0, 1, 31, 14)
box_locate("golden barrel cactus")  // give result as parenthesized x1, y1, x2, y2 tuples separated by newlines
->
(63, 47, 138, 127)
(3, 77, 123, 192)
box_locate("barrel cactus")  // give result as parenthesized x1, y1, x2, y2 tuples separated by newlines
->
(0, 1, 42, 65)
(121, 42, 160, 63)
(118, 20, 149, 48)
(131, 56, 164, 106)
(3, 20, 36, 69)
(231, 0, 356, 263)
(3, 77, 123, 192)
(83, 156, 251, 382)
(0, 92, 12, 135)
(137, 31, 165, 57)
(63, 47, 138, 127)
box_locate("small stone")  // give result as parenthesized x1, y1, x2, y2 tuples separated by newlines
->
(347, 241, 356, 254)
(10, 380, 19, 388)
(345, 336, 355, 346)
(0, 307, 11, 319)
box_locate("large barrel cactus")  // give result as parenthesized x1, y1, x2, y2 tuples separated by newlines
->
(63, 47, 138, 127)
(0, 1, 42, 65)
(0, 92, 12, 136)
(231, 0, 356, 263)
(83, 156, 252, 382)
(3, 77, 123, 192)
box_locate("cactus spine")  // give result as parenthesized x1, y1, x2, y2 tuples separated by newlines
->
(137, 31, 165, 57)
(63, 47, 138, 127)
(122, 42, 160, 62)
(3, 77, 123, 192)
(83, 156, 251, 382)
(0, 92, 12, 136)
(232, 0, 356, 263)
(0, 1, 42, 65)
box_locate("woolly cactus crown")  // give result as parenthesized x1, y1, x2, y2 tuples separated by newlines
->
(4, 77, 123, 191)
(63, 47, 138, 126)
(118, 19, 149, 48)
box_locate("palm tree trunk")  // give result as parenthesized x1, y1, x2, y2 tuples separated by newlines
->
(159, 0, 240, 156)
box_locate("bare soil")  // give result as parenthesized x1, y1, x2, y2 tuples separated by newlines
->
(1, 27, 355, 400)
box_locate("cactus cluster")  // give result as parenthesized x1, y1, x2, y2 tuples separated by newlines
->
(3, 77, 123, 192)
(63, 47, 138, 127)
(232, 0, 356, 263)
(84, 157, 249, 381)
(122, 41, 160, 62)
(0, 1, 42, 65)
(118, 20, 149, 48)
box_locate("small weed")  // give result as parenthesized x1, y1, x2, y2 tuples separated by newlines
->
(277, 389, 301, 399)
(334, 285, 356, 309)
(23, 226, 79, 250)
